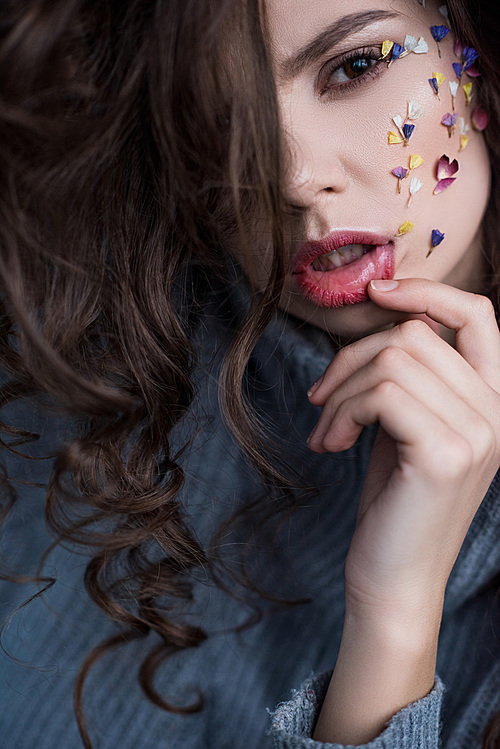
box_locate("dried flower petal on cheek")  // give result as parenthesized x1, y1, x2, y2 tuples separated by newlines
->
(388, 131, 404, 144)
(453, 42, 479, 79)
(391, 43, 405, 63)
(407, 177, 423, 207)
(388, 105, 421, 146)
(471, 105, 488, 130)
(426, 229, 445, 257)
(392, 166, 409, 192)
(429, 77, 439, 96)
(434, 154, 458, 194)
(441, 112, 458, 137)
(403, 35, 429, 55)
(449, 80, 458, 109)
(429, 71, 445, 98)
(463, 82, 473, 105)
(402, 123, 415, 144)
(430, 25, 450, 57)
(409, 154, 424, 170)
(380, 40, 394, 60)
(437, 154, 459, 180)
(396, 220, 415, 236)
(459, 116, 469, 150)
(407, 100, 424, 119)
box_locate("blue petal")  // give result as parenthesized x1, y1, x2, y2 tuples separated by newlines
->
(392, 43, 404, 61)
(403, 123, 415, 139)
(431, 230, 445, 247)
(463, 46, 478, 64)
(431, 25, 450, 42)
(452, 62, 463, 78)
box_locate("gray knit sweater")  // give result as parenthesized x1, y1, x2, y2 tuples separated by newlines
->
(2, 288, 500, 749)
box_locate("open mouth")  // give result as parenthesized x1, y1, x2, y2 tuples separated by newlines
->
(292, 235, 395, 308)
(310, 244, 372, 271)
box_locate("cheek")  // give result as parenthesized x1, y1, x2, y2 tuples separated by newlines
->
(362, 39, 490, 256)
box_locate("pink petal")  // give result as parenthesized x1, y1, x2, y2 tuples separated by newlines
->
(436, 154, 459, 180)
(434, 178, 456, 194)
(453, 38, 462, 57)
(471, 105, 488, 130)
(466, 63, 481, 77)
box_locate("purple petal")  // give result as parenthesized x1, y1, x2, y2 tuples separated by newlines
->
(392, 167, 408, 179)
(431, 25, 450, 42)
(403, 123, 415, 140)
(429, 77, 439, 94)
(471, 105, 488, 130)
(431, 229, 445, 247)
(434, 178, 456, 194)
(466, 63, 481, 78)
(452, 62, 463, 79)
(441, 112, 458, 127)
(453, 38, 462, 57)
(437, 154, 459, 180)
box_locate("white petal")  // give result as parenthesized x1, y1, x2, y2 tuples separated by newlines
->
(449, 81, 458, 96)
(459, 116, 470, 135)
(413, 37, 429, 53)
(410, 177, 423, 194)
(439, 4, 449, 18)
(404, 35, 417, 51)
(407, 100, 423, 119)
(392, 114, 405, 137)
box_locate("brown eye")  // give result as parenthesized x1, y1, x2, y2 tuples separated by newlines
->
(319, 47, 383, 98)
(343, 57, 373, 79)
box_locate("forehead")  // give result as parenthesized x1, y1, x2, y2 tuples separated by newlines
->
(264, 0, 427, 69)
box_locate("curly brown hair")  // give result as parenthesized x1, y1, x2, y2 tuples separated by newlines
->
(1, 1, 500, 748)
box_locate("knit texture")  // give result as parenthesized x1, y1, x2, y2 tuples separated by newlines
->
(2, 287, 500, 748)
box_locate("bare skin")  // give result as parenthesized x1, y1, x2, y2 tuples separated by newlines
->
(249, 0, 500, 741)
(308, 278, 500, 742)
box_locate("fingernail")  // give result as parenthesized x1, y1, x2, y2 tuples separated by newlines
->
(370, 279, 399, 291)
(307, 375, 324, 397)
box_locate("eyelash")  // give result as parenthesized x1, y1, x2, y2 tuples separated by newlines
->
(318, 46, 385, 99)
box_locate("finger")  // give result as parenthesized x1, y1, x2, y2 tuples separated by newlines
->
(308, 346, 495, 463)
(309, 320, 480, 408)
(308, 380, 472, 482)
(367, 278, 500, 386)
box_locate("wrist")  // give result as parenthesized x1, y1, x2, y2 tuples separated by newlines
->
(312, 603, 441, 745)
(344, 585, 446, 637)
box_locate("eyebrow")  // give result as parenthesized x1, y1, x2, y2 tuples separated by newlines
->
(280, 10, 399, 80)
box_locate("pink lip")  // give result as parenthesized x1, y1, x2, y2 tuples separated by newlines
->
(292, 230, 395, 308)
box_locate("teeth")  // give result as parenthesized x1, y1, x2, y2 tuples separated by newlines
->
(311, 244, 370, 271)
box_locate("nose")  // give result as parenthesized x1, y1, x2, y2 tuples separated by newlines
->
(281, 127, 349, 208)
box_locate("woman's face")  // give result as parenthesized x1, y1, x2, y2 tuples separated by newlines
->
(249, 0, 491, 340)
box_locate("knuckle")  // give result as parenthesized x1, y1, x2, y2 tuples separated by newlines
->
(373, 379, 401, 401)
(471, 294, 495, 323)
(470, 418, 497, 462)
(373, 345, 408, 373)
(399, 318, 432, 343)
(426, 433, 473, 477)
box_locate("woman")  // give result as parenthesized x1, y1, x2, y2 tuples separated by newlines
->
(1, 0, 500, 747)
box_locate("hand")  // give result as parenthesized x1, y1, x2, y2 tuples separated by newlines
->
(307, 278, 500, 618)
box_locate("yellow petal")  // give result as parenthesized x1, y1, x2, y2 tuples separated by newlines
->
(460, 134, 469, 150)
(388, 131, 404, 144)
(463, 82, 473, 104)
(409, 154, 424, 170)
(396, 220, 415, 236)
(432, 71, 445, 88)
(381, 40, 394, 58)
